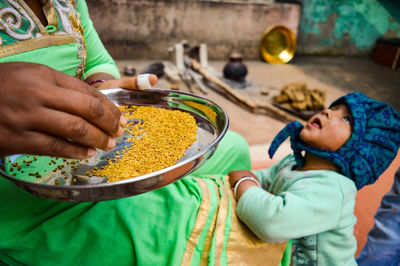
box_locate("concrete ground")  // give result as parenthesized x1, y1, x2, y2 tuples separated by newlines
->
(117, 56, 399, 162)
(116, 56, 400, 256)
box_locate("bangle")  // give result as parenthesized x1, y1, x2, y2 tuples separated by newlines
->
(88, 79, 106, 86)
(233, 176, 260, 198)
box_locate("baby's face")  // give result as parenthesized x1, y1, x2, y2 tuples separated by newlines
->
(300, 103, 353, 152)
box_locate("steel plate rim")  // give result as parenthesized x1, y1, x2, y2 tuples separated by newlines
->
(0, 89, 229, 191)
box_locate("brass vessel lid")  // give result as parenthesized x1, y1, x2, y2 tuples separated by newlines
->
(259, 25, 296, 64)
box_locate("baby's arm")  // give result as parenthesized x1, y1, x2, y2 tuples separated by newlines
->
(228, 160, 281, 199)
(236, 176, 344, 243)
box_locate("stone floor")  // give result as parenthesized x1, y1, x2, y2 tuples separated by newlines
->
(116, 56, 400, 256)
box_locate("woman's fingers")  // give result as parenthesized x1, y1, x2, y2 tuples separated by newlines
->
(17, 131, 98, 159)
(40, 87, 123, 139)
(0, 62, 125, 158)
(54, 70, 123, 121)
(29, 107, 119, 151)
(97, 74, 158, 90)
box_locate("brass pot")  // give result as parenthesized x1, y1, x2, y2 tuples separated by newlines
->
(259, 25, 296, 64)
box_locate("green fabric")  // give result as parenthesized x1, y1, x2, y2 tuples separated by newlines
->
(0, 176, 201, 265)
(191, 131, 250, 176)
(189, 178, 219, 266)
(0, 1, 41, 46)
(188, 175, 233, 266)
(0, 2, 281, 265)
(0, 0, 119, 79)
(0, 43, 83, 77)
(0, 131, 252, 265)
(202, 176, 232, 266)
(280, 240, 292, 266)
(77, 0, 120, 79)
(237, 154, 358, 265)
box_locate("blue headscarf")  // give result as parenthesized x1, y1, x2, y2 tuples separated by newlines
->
(268, 92, 400, 190)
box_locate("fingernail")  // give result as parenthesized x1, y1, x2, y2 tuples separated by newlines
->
(116, 126, 123, 137)
(87, 148, 97, 157)
(149, 74, 158, 85)
(107, 138, 116, 149)
(120, 115, 127, 126)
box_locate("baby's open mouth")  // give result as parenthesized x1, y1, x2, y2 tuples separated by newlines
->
(309, 117, 322, 129)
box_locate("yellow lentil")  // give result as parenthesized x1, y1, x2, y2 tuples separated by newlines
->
(90, 106, 197, 182)
(183, 100, 217, 125)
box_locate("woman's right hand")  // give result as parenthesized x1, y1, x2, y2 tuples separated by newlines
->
(0, 62, 125, 159)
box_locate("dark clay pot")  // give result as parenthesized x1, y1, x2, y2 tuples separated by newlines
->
(223, 52, 248, 82)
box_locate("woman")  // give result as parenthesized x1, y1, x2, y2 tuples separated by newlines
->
(0, 1, 287, 265)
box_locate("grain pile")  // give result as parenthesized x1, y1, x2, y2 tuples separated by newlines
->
(91, 106, 198, 182)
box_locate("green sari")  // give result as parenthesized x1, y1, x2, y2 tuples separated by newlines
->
(0, 131, 287, 265)
(0, 1, 288, 264)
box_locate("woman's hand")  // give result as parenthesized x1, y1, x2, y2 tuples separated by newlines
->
(228, 170, 260, 200)
(86, 74, 158, 91)
(0, 62, 125, 159)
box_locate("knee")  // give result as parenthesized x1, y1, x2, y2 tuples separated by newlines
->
(220, 131, 250, 156)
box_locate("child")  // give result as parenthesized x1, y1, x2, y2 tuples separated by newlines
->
(229, 92, 400, 265)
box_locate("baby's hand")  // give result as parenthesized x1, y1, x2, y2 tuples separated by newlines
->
(228, 170, 257, 187)
(228, 170, 261, 200)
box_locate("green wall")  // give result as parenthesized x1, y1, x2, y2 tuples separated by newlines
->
(297, 0, 400, 55)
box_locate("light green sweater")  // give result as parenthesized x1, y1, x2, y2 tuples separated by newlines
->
(237, 154, 357, 265)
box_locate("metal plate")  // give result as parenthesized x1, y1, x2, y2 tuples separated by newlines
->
(0, 89, 228, 202)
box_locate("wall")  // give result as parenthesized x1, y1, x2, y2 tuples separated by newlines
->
(86, 0, 300, 59)
(86, 0, 400, 58)
(297, 0, 400, 55)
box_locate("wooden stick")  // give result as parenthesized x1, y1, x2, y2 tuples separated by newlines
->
(190, 59, 302, 123)
(191, 59, 257, 109)
(254, 102, 305, 123)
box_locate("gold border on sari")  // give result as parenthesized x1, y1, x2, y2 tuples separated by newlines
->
(199, 181, 219, 265)
(0, 34, 75, 58)
(181, 176, 287, 265)
(181, 178, 212, 265)
(213, 178, 229, 266)
(224, 176, 287, 266)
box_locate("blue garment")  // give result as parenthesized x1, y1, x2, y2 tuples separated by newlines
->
(269, 92, 400, 190)
(356, 167, 400, 266)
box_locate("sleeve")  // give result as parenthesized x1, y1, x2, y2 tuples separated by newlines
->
(236, 175, 344, 243)
(77, 0, 120, 79)
(356, 168, 400, 265)
(252, 156, 288, 189)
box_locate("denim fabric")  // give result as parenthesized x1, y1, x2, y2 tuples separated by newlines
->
(357, 167, 400, 266)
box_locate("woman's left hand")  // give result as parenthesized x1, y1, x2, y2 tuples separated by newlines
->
(85, 72, 158, 91)
(95, 74, 158, 90)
